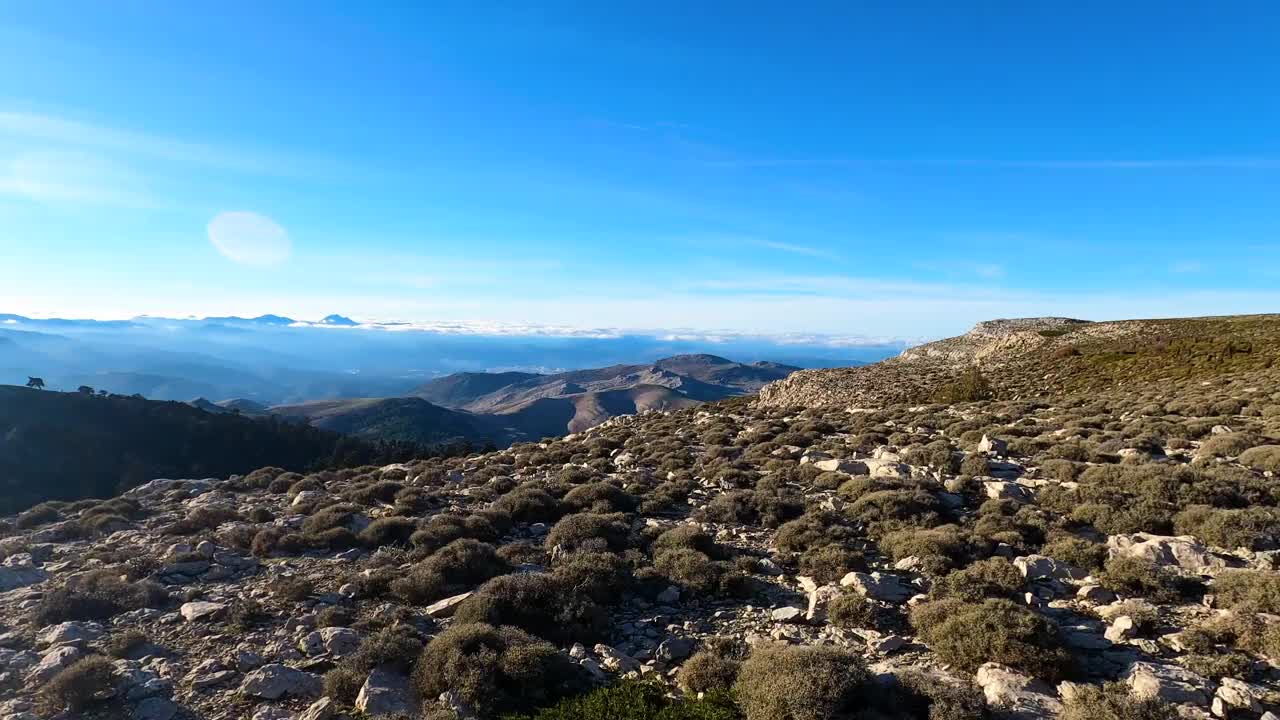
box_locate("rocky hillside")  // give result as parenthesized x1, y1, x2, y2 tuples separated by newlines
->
(2, 318, 1280, 720)
(760, 314, 1280, 409)
(0, 386, 427, 515)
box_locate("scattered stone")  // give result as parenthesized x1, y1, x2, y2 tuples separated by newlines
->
(180, 601, 226, 623)
(840, 571, 913, 602)
(240, 664, 322, 700)
(355, 667, 415, 716)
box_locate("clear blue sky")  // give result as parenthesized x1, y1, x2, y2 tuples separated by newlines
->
(1, 1, 1278, 338)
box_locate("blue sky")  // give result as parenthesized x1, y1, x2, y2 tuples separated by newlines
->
(1, 2, 1278, 338)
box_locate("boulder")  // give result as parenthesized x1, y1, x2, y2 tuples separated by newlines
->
(300, 627, 360, 657)
(978, 435, 1008, 456)
(1107, 534, 1225, 572)
(133, 697, 179, 720)
(180, 601, 226, 623)
(425, 591, 472, 619)
(1125, 661, 1212, 705)
(812, 458, 869, 475)
(840, 571, 913, 602)
(975, 663, 1063, 719)
(355, 667, 415, 716)
(0, 566, 48, 593)
(1104, 616, 1136, 643)
(984, 481, 1032, 502)
(36, 621, 104, 646)
(1014, 555, 1086, 581)
(26, 645, 82, 684)
(1076, 585, 1116, 604)
(806, 584, 843, 623)
(298, 698, 337, 720)
(771, 607, 805, 623)
(240, 664, 322, 700)
(864, 458, 908, 479)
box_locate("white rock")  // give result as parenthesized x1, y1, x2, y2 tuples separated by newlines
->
(36, 621, 104, 646)
(975, 663, 1063, 719)
(26, 646, 82, 684)
(1104, 615, 1136, 643)
(812, 458, 868, 475)
(1125, 661, 1212, 705)
(0, 566, 47, 592)
(298, 697, 337, 720)
(180, 601, 226, 623)
(425, 591, 472, 618)
(840, 571, 913, 602)
(240, 664, 322, 700)
(355, 667, 415, 716)
(1107, 533, 1225, 572)
(771, 607, 805, 623)
(978, 435, 1008, 456)
(1014, 555, 1086, 581)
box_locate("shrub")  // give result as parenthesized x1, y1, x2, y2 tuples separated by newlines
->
(827, 594, 890, 631)
(507, 680, 738, 720)
(889, 670, 988, 720)
(494, 487, 564, 523)
(545, 513, 632, 553)
(677, 650, 741, 694)
(104, 629, 148, 658)
(1173, 505, 1280, 550)
(654, 549, 724, 594)
(880, 525, 973, 576)
(326, 625, 424, 703)
(553, 551, 631, 603)
(1099, 557, 1199, 604)
(653, 524, 720, 557)
(454, 573, 605, 644)
(734, 644, 870, 720)
(392, 539, 509, 604)
(1198, 432, 1262, 458)
(775, 512, 858, 554)
(33, 572, 168, 625)
(412, 622, 584, 717)
(845, 489, 941, 536)
(562, 482, 637, 513)
(932, 368, 994, 404)
(1211, 570, 1280, 613)
(16, 502, 62, 528)
(359, 516, 417, 548)
(1040, 535, 1108, 573)
(930, 558, 1024, 602)
(910, 598, 1072, 679)
(1059, 682, 1180, 720)
(1239, 445, 1280, 472)
(797, 544, 865, 584)
(37, 656, 118, 714)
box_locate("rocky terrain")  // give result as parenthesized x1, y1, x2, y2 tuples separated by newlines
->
(3, 314, 1280, 720)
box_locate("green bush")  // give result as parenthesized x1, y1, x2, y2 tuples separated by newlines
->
(453, 573, 605, 644)
(930, 558, 1023, 602)
(880, 526, 973, 576)
(910, 598, 1072, 679)
(677, 651, 741, 694)
(797, 544, 865, 584)
(1098, 557, 1199, 604)
(1211, 570, 1280, 613)
(545, 512, 632, 553)
(827, 594, 891, 631)
(391, 539, 509, 604)
(506, 680, 738, 720)
(1040, 535, 1108, 573)
(325, 625, 424, 703)
(413, 623, 583, 717)
(734, 644, 870, 720)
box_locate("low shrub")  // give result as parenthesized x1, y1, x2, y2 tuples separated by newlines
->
(358, 516, 417, 548)
(507, 680, 738, 720)
(1099, 557, 1199, 604)
(1040, 535, 1108, 573)
(104, 629, 148, 658)
(910, 598, 1072, 679)
(33, 572, 168, 625)
(412, 622, 584, 717)
(677, 650, 741, 694)
(453, 572, 605, 644)
(1211, 570, 1280, 613)
(545, 513, 632, 553)
(734, 644, 870, 720)
(37, 655, 118, 714)
(1239, 445, 1280, 473)
(880, 525, 973, 576)
(827, 594, 891, 631)
(1059, 682, 1180, 720)
(797, 544, 865, 584)
(930, 558, 1024, 602)
(392, 539, 509, 604)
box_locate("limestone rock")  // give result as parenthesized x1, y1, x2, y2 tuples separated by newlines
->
(355, 667, 415, 716)
(975, 663, 1063, 719)
(240, 664, 322, 700)
(180, 601, 226, 623)
(840, 571, 913, 602)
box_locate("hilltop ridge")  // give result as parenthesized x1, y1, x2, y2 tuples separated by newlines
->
(760, 313, 1280, 409)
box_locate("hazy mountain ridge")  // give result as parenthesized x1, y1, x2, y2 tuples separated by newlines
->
(0, 313, 898, 406)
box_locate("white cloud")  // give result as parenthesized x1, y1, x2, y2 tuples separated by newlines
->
(0, 150, 155, 207)
(207, 211, 292, 267)
(746, 238, 840, 260)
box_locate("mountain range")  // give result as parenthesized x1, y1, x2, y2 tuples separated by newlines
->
(256, 353, 799, 444)
(0, 313, 897, 406)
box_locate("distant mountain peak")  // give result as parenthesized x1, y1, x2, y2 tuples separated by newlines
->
(319, 314, 358, 326)
(204, 314, 296, 326)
